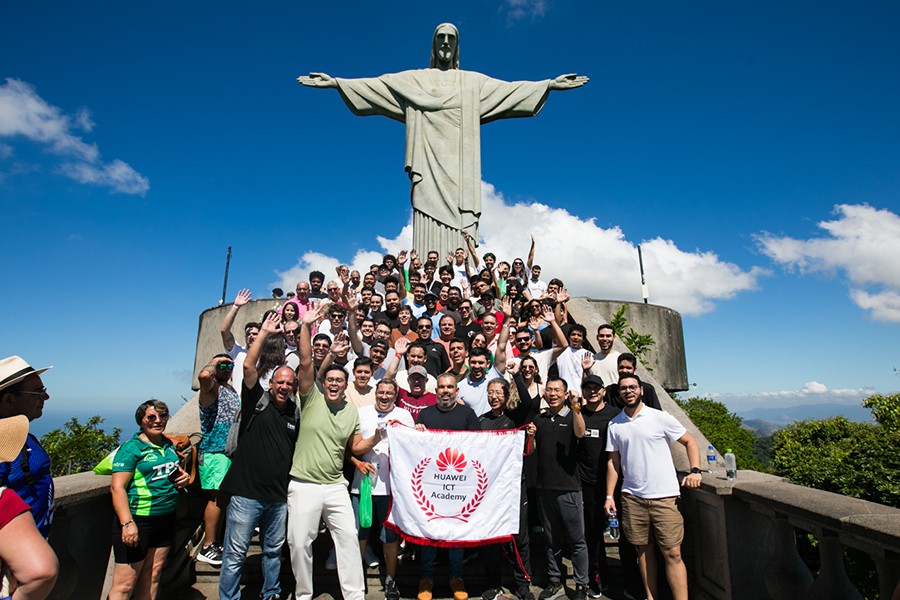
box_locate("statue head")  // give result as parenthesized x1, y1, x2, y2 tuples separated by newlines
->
(430, 23, 459, 70)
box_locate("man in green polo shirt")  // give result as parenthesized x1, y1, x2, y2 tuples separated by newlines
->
(287, 307, 383, 600)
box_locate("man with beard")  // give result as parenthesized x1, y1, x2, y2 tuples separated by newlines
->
(457, 297, 511, 415)
(605, 374, 702, 600)
(575, 376, 621, 597)
(348, 380, 415, 600)
(414, 316, 450, 378)
(604, 353, 661, 411)
(219, 313, 300, 600)
(414, 374, 480, 600)
(288, 307, 384, 600)
(583, 325, 620, 387)
(196, 351, 242, 566)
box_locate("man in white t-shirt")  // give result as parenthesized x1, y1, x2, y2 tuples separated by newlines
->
(555, 324, 591, 396)
(604, 373, 702, 600)
(349, 380, 414, 600)
(585, 324, 620, 387)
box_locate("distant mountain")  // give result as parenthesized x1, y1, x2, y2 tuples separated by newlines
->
(737, 403, 874, 429)
(742, 418, 781, 437)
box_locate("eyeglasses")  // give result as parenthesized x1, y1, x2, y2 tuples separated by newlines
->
(515, 337, 532, 343)
(217, 363, 234, 370)
(459, 306, 471, 311)
(620, 385, 640, 392)
(284, 329, 299, 336)
(324, 377, 346, 384)
(417, 324, 432, 329)
(15, 387, 48, 397)
(144, 414, 169, 422)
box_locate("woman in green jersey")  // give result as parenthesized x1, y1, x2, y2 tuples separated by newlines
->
(108, 400, 188, 600)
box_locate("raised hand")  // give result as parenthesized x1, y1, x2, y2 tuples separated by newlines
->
(394, 336, 410, 356)
(297, 72, 337, 88)
(301, 306, 321, 326)
(234, 288, 252, 307)
(542, 306, 555, 323)
(331, 333, 350, 356)
(262, 311, 281, 334)
(397, 249, 408, 265)
(582, 352, 595, 371)
(556, 287, 570, 304)
(501, 295, 513, 318)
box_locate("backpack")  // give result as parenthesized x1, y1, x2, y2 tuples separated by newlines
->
(224, 392, 299, 457)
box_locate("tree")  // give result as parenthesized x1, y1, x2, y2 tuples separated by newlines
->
(40, 416, 121, 477)
(773, 416, 900, 508)
(862, 393, 900, 434)
(674, 396, 764, 472)
(609, 304, 655, 371)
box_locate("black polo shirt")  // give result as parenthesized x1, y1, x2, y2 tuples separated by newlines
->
(220, 382, 299, 503)
(417, 403, 480, 432)
(577, 403, 621, 485)
(534, 406, 580, 491)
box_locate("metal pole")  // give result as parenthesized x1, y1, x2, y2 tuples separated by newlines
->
(638, 245, 649, 304)
(219, 246, 232, 305)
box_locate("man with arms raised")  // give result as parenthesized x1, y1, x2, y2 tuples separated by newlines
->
(219, 312, 300, 600)
(288, 307, 385, 600)
(219, 288, 259, 392)
(414, 374, 481, 600)
(604, 374, 702, 600)
(457, 296, 511, 415)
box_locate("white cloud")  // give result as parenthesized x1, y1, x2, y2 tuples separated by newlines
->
(0, 78, 148, 195)
(502, 0, 547, 21)
(756, 203, 900, 322)
(707, 380, 877, 412)
(271, 183, 762, 317)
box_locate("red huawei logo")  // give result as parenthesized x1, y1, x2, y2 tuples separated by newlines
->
(436, 448, 467, 472)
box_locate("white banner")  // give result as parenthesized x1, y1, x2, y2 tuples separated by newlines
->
(385, 424, 524, 546)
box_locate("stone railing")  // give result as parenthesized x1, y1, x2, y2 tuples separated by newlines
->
(682, 469, 900, 600)
(45, 471, 203, 600)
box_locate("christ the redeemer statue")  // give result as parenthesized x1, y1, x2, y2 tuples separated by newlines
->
(298, 23, 588, 254)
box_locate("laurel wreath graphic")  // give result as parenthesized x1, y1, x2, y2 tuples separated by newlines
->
(410, 456, 488, 523)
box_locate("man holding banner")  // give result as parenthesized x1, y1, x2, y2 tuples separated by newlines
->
(384, 372, 525, 600)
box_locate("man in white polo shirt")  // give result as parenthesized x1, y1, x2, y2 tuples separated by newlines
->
(603, 373, 702, 600)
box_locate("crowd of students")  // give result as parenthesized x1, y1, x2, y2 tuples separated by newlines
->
(194, 238, 702, 600)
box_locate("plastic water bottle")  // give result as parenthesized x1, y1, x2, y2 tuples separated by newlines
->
(707, 445, 718, 474)
(608, 514, 620, 540)
(724, 449, 737, 481)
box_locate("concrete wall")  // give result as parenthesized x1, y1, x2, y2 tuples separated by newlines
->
(191, 299, 282, 390)
(568, 298, 689, 392)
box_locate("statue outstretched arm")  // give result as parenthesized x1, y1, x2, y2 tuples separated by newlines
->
(297, 72, 338, 88)
(549, 73, 589, 90)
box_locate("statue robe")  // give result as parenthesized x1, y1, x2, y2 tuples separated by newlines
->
(336, 69, 550, 254)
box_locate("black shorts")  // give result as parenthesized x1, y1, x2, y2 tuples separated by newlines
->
(111, 512, 177, 564)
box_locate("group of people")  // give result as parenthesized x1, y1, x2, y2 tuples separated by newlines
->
(193, 238, 702, 600)
(0, 238, 701, 600)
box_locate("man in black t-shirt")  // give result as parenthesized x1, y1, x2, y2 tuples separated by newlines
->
(414, 374, 479, 600)
(604, 353, 661, 411)
(219, 315, 300, 600)
(533, 378, 588, 600)
(576, 375, 621, 597)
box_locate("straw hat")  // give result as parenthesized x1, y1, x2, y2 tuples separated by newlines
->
(0, 356, 53, 394)
(0, 415, 29, 461)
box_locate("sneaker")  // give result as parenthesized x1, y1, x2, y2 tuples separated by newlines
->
(385, 578, 401, 600)
(417, 578, 434, 600)
(515, 585, 535, 600)
(573, 585, 587, 600)
(325, 547, 337, 571)
(482, 588, 503, 600)
(586, 579, 603, 599)
(196, 543, 222, 566)
(538, 581, 563, 600)
(365, 546, 380, 569)
(450, 578, 468, 600)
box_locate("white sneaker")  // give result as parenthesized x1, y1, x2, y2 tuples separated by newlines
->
(325, 547, 337, 570)
(365, 546, 380, 569)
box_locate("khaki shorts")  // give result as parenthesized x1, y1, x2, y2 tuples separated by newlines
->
(199, 453, 231, 490)
(620, 493, 684, 548)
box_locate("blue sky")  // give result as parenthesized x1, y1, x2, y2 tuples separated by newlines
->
(2, 1, 898, 435)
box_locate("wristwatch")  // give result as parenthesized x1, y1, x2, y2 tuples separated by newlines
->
(690, 467, 702, 474)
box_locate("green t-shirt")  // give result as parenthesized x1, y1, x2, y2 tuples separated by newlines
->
(112, 434, 179, 516)
(290, 385, 360, 484)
